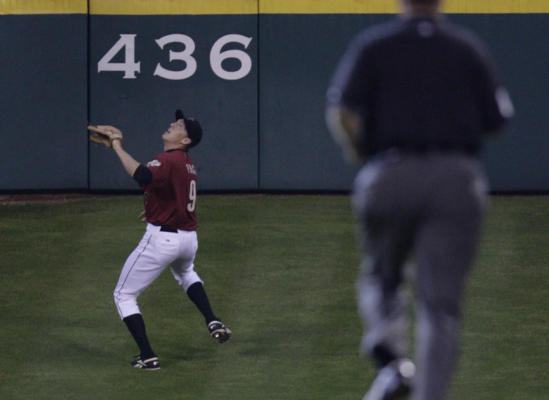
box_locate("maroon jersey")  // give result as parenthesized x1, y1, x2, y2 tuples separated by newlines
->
(142, 149, 197, 231)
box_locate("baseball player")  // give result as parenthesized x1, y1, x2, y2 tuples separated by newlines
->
(89, 110, 231, 370)
(326, 0, 513, 399)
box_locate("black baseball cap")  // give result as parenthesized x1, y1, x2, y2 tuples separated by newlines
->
(175, 109, 203, 148)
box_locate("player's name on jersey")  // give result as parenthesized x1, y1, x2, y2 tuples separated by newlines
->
(186, 164, 197, 175)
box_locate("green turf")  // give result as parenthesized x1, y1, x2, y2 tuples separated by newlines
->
(0, 195, 547, 399)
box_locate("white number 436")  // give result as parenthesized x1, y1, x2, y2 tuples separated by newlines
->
(97, 33, 253, 81)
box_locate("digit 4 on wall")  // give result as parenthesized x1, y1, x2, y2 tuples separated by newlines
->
(97, 34, 253, 81)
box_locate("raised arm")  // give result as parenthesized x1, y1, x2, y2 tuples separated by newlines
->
(112, 139, 140, 177)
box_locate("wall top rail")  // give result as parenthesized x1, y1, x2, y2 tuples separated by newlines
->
(2, 0, 548, 16)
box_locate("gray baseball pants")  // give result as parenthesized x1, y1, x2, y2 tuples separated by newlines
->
(352, 151, 487, 400)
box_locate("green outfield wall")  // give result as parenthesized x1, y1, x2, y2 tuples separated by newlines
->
(1, 0, 548, 191)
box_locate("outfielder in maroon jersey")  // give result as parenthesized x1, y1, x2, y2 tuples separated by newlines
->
(142, 148, 198, 231)
(103, 109, 231, 370)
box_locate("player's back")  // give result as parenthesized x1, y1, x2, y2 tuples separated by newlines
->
(356, 17, 496, 155)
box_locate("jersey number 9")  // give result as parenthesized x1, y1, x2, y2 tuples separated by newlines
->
(187, 179, 197, 212)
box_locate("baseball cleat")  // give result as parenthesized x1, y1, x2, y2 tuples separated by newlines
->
(362, 358, 415, 400)
(208, 320, 232, 343)
(131, 356, 160, 370)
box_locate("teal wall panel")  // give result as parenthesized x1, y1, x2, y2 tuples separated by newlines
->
(0, 15, 88, 189)
(259, 14, 385, 190)
(0, 11, 547, 192)
(260, 13, 549, 192)
(456, 14, 549, 192)
(88, 15, 258, 191)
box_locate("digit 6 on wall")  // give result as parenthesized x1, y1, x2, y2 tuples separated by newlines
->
(97, 33, 253, 81)
(210, 34, 252, 80)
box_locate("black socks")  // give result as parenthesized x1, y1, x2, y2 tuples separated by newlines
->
(122, 283, 216, 358)
(372, 344, 398, 369)
(186, 282, 217, 324)
(123, 313, 156, 359)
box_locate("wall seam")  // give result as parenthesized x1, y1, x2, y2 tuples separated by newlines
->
(256, 0, 261, 190)
(86, 0, 91, 190)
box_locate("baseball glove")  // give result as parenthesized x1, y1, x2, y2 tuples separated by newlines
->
(87, 125, 123, 148)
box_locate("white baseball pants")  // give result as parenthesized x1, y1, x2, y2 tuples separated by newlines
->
(114, 223, 203, 319)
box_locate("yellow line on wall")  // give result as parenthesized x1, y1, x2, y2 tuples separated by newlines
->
(0, 0, 86, 14)
(261, 0, 397, 14)
(260, 0, 549, 14)
(90, 0, 258, 15)
(1, 0, 548, 15)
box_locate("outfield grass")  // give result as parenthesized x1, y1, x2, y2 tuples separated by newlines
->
(0, 195, 547, 399)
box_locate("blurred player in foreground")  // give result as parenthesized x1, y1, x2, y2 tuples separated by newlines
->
(326, 0, 513, 398)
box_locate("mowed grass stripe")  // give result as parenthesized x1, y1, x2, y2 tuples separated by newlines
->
(193, 195, 364, 399)
(0, 197, 143, 399)
(454, 196, 549, 399)
(1, 194, 548, 399)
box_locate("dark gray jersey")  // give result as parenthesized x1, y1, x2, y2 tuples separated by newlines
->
(327, 16, 513, 157)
